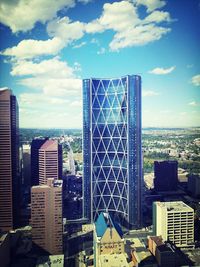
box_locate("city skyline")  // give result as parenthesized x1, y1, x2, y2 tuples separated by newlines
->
(0, 0, 200, 128)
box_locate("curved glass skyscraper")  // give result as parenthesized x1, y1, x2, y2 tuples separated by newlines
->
(83, 75, 142, 228)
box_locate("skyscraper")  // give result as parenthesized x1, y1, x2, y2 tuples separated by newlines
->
(83, 75, 142, 228)
(39, 139, 62, 185)
(31, 179, 63, 254)
(22, 144, 31, 188)
(154, 161, 178, 192)
(0, 88, 19, 231)
(31, 137, 49, 186)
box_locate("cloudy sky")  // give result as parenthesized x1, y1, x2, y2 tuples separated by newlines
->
(0, 0, 200, 128)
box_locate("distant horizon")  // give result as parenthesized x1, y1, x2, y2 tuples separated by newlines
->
(20, 126, 200, 130)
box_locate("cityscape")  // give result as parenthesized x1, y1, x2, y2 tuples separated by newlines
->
(0, 1, 200, 267)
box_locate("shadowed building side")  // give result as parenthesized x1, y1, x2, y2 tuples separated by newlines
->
(0, 88, 19, 231)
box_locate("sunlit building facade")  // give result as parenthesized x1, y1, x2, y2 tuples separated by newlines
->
(39, 139, 62, 185)
(31, 179, 63, 254)
(83, 75, 142, 228)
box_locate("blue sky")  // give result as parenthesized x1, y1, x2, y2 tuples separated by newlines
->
(0, 0, 200, 128)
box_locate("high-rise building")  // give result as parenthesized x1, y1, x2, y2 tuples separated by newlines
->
(83, 75, 142, 228)
(31, 137, 49, 186)
(22, 144, 31, 188)
(153, 201, 194, 247)
(31, 179, 63, 254)
(0, 88, 20, 231)
(188, 174, 200, 197)
(39, 139, 62, 185)
(154, 161, 178, 192)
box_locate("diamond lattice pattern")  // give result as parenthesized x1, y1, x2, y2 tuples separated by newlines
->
(91, 78, 128, 221)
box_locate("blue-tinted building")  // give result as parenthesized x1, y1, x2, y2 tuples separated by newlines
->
(83, 75, 142, 228)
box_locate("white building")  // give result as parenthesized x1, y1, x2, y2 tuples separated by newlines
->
(153, 201, 194, 248)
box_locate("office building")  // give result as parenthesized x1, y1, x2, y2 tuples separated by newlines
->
(188, 174, 200, 197)
(153, 201, 194, 247)
(39, 139, 62, 185)
(22, 144, 31, 188)
(154, 161, 178, 192)
(83, 75, 142, 228)
(0, 88, 19, 231)
(148, 236, 176, 267)
(31, 137, 48, 186)
(31, 179, 63, 254)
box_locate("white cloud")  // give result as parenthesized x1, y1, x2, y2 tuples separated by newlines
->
(191, 74, 200, 86)
(1, 16, 86, 59)
(85, 1, 139, 34)
(11, 57, 74, 77)
(73, 62, 82, 72)
(144, 10, 171, 23)
(11, 57, 82, 96)
(47, 17, 85, 42)
(78, 0, 93, 4)
(160, 110, 171, 114)
(188, 101, 198, 106)
(86, 1, 171, 51)
(85, 20, 105, 33)
(1, 37, 65, 59)
(135, 0, 166, 12)
(70, 100, 82, 107)
(19, 77, 81, 96)
(109, 23, 170, 51)
(73, 41, 86, 49)
(180, 112, 187, 116)
(19, 93, 82, 128)
(1, 0, 173, 58)
(149, 66, 176, 75)
(91, 38, 100, 45)
(0, 0, 75, 33)
(98, 1, 140, 32)
(97, 47, 106, 55)
(19, 93, 69, 107)
(142, 90, 160, 97)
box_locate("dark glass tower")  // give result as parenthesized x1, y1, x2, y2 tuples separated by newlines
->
(31, 138, 48, 186)
(154, 161, 178, 192)
(83, 75, 142, 228)
(0, 88, 20, 231)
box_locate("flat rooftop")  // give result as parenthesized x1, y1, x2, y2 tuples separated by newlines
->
(132, 238, 153, 262)
(99, 254, 129, 267)
(156, 201, 194, 212)
(36, 255, 64, 267)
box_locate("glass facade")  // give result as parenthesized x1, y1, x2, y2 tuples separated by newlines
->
(83, 75, 142, 228)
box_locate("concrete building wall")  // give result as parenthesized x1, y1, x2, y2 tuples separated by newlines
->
(39, 140, 62, 185)
(100, 228, 124, 254)
(0, 89, 13, 231)
(153, 201, 194, 247)
(31, 179, 63, 254)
